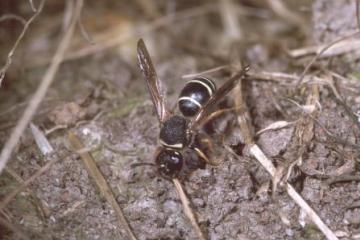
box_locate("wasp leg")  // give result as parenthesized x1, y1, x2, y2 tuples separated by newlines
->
(190, 134, 225, 166)
(194, 135, 224, 166)
(201, 106, 240, 126)
(194, 147, 225, 166)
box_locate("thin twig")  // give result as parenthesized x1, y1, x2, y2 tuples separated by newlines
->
(77, 3, 94, 44)
(0, 0, 82, 174)
(0, 14, 26, 25)
(247, 70, 303, 85)
(326, 174, 360, 186)
(255, 120, 296, 136)
(44, 124, 68, 135)
(68, 132, 138, 240)
(289, 39, 360, 58)
(62, 0, 74, 31)
(30, 123, 54, 155)
(234, 82, 253, 145)
(356, 0, 360, 32)
(220, 0, 242, 40)
(0, 0, 45, 86)
(266, 0, 306, 31)
(172, 178, 206, 240)
(28, 0, 37, 12)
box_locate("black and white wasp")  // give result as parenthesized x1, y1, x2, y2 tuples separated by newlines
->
(137, 39, 248, 179)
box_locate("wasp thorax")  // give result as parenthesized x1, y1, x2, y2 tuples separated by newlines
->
(178, 77, 216, 117)
(159, 115, 187, 149)
(156, 149, 183, 178)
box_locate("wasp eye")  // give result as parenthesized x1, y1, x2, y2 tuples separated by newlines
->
(156, 150, 183, 178)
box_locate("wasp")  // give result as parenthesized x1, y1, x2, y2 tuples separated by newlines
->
(137, 39, 248, 179)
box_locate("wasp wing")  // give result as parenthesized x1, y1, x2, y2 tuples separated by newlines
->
(189, 66, 249, 130)
(137, 39, 170, 123)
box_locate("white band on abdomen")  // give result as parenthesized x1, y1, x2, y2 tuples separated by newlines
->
(178, 96, 202, 108)
(187, 79, 214, 96)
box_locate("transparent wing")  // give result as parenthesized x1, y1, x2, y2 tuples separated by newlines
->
(137, 39, 170, 123)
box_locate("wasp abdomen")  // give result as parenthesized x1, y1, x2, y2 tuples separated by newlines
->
(178, 77, 216, 117)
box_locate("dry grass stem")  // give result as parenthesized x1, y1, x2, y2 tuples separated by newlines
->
(247, 70, 303, 84)
(293, 84, 319, 147)
(0, 0, 45, 85)
(0, 14, 26, 25)
(266, 0, 306, 31)
(172, 178, 206, 240)
(30, 123, 54, 155)
(357, 0, 360, 32)
(67, 131, 138, 240)
(28, 0, 37, 12)
(62, 0, 74, 31)
(220, 0, 242, 40)
(289, 38, 360, 58)
(45, 124, 68, 135)
(255, 120, 296, 136)
(233, 81, 253, 145)
(0, 0, 82, 174)
(77, 3, 94, 44)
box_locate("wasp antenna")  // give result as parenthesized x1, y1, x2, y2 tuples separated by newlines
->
(131, 162, 156, 169)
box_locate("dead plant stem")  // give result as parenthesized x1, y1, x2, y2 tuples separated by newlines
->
(173, 178, 206, 240)
(68, 132, 138, 240)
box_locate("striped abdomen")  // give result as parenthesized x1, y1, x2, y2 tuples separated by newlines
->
(178, 77, 216, 117)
